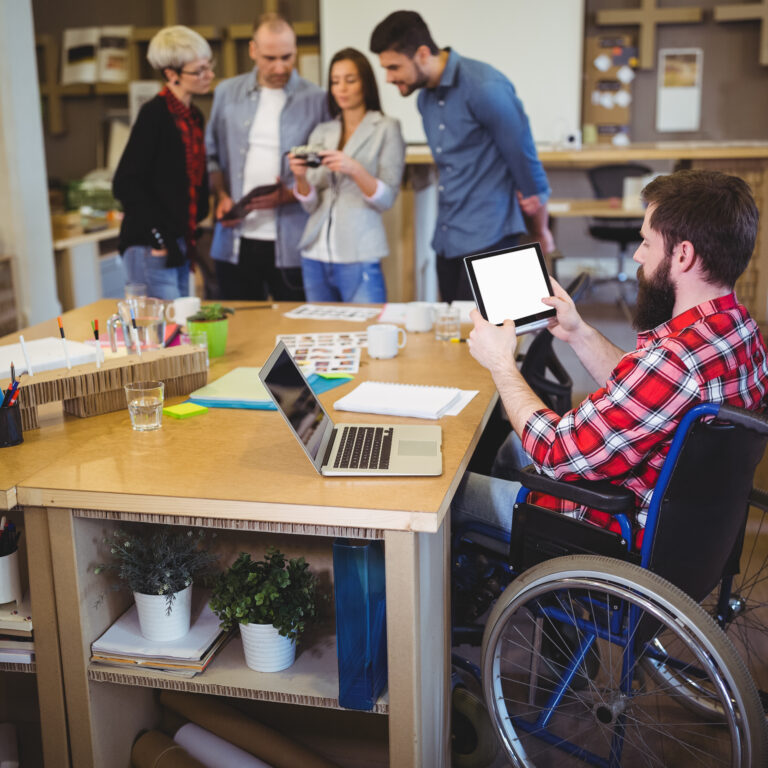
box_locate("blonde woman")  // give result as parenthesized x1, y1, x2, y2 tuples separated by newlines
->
(113, 26, 214, 299)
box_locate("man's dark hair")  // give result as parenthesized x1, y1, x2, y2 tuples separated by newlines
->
(327, 48, 382, 119)
(642, 169, 758, 288)
(370, 11, 439, 57)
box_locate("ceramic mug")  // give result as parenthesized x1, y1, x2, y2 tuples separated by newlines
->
(367, 324, 407, 359)
(165, 296, 201, 326)
(405, 302, 434, 333)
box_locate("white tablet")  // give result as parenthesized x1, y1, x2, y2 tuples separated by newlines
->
(463, 242, 556, 335)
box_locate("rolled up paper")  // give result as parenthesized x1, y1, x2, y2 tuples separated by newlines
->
(159, 691, 340, 768)
(175, 723, 272, 768)
(131, 730, 207, 768)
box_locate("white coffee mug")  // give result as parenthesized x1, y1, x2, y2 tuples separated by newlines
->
(405, 301, 434, 332)
(367, 324, 407, 359)
(165, 296, 201, 325)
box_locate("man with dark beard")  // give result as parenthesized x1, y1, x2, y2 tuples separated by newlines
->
(451, 169, 768, 547)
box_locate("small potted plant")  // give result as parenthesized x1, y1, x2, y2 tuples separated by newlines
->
(95, 526, 219, 642)
(186, 303, 234, 359)
(209, 547, 319, 672)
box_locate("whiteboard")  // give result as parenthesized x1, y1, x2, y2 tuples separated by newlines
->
(319, 0, 584, 144)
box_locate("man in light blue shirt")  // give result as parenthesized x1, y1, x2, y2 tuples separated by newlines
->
(205, 14, 328, 300)
(371, 11, 554, 302)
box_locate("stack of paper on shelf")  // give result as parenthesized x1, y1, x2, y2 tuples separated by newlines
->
(0, 595, 34, 664)
(91, 596, 228, 678)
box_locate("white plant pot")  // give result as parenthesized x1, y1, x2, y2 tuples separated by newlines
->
(133, 584, 192, 642)
(240, 621, 296, 672)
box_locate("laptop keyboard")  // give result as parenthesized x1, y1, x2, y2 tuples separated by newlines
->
(334, 426, 393, 470)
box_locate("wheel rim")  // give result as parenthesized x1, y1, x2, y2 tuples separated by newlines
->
(483, 567, 755, 767)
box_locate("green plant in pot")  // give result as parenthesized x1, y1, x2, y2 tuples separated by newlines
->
(186, 303, 234, 359)
(95, 526, 219, 642)
(209, 547, 319, 672)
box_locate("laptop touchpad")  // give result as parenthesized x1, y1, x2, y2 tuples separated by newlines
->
(398, 440, 437, 456)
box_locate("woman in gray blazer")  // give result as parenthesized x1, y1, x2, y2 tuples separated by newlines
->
(289, 48, 405, 302)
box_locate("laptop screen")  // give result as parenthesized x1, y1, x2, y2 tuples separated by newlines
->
(261, 343, 331, 463)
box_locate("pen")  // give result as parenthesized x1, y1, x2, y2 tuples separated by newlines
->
(58, 316, 72, 369)
(92, 318, 101, 369)
(129, 307, 142, 357)
(7, 385, 20, 408)
(239, 304, 279, 311)
(1, 381, 17, 408)
(19, 335, 33, 376)
(450, 337, 467, 343)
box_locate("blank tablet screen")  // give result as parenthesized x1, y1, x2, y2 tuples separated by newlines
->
(464, 243, 555, 329)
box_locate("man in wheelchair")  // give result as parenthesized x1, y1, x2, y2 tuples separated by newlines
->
(454, 169, 768, 549)
(450, 170, 768, 767)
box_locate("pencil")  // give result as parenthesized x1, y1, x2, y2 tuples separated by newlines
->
(18, 335, 33, 376)
(58, 316, 72, 369)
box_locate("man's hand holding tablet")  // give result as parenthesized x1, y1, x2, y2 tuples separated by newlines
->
(463, 242, 557, 334)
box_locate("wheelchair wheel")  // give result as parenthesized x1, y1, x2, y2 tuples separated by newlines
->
(451, 685, 501, 767)
(481, 555, 767, 767)
(706, 499, 768, 713)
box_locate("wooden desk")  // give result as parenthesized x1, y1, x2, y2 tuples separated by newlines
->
(547, 198, 646, 219)
(13, 302, 497, 767)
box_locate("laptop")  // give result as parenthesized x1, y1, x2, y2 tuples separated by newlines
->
(463, 241, 556, 335)
(259, 342, 443, 476)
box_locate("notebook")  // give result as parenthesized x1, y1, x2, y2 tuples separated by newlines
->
(334, 381, 461, 420)
(259, 342, 443, 477)
(189, 367, 275, 410)
(463, 242, 556, 334)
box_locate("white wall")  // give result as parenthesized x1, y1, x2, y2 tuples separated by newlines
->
(320, 0, 584, 144)
(0, 0, 60, 327)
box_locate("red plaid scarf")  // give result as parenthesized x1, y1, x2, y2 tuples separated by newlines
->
(161, 86, 205, 245)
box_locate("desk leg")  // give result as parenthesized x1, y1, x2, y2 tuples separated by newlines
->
(24, 507, 71, 768)
(384, 524, 450, 767)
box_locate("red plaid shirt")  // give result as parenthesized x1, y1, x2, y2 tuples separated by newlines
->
(522, 293, 768, 535)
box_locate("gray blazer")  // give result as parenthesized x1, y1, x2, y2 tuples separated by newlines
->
(298, 111, 405, 263)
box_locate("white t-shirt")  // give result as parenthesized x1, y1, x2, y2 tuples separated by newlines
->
(241, 87, 287, 241)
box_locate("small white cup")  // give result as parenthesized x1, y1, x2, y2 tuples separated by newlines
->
(405, 302, 434, 333)
(367, 324, 407, 359)
(165, 296, 201, 326)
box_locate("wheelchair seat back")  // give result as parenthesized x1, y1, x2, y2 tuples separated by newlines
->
(645, 414, 768, 602)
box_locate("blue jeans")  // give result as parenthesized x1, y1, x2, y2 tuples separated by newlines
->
(451, 432, 531, 553)
(301, 258, 387, 303)
(122, 242, 189, 300)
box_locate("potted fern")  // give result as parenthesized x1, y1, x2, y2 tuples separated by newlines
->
(209, 547, 319, 672)
(186, 303, 234, 359)
(95, 526, 219, 642)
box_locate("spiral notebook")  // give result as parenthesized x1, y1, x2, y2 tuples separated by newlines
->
(259, 342, 442, 477)
(334, 381, 461, 420)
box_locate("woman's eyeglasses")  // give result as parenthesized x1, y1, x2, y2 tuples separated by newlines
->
(180, 60, 215, 78)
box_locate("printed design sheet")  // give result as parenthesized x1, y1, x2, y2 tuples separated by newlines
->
(276, 332, 367, 374)
(282, 304, 381, 322)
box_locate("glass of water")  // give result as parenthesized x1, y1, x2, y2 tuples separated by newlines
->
(124, 381, 164, 431)
(435, 306, 462, 341)
(182, 330, 209, 368)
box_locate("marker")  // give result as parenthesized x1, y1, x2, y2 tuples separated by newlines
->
(7, 385, 21, 407)
(18, 335, 33, 376)
(129, 307, 142, 357)
(450, 337, 467, 343)
(92, 318, 101, 369)
(1, 380, 17, 408)
(58, 316, 72, 369)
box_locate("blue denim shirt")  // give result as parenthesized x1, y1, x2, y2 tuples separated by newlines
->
(205, 68, 329, 268)
(417, 50, 550, 259)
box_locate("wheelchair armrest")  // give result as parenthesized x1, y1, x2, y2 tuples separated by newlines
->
(515, 464, 635, 513)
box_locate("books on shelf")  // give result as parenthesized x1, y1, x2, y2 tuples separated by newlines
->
(334, 381, 461, 420)
(0, 595, 32, 632)
(0, 647, 34, 664)
(90, 594, 227, 677)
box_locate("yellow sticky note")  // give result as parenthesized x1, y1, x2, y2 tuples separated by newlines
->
(163, 402, 208, 419)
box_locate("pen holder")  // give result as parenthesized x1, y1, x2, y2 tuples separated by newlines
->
(0, 402, 23, 447)
(0, 549, 22, 605)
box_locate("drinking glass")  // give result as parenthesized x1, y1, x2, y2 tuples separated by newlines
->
(183, 330, 209, 368)
(435, 306, 461, 341)
(124, 381, 164, 431)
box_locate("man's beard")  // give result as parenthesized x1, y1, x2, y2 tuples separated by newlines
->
(633, 257, 676, 331)
(399, 65, 429, 96)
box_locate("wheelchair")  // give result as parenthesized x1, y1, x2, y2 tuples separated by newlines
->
(452, 402, 768, 767)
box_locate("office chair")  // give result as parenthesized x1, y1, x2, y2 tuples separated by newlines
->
(587, 163, 651, 304)
(453, 403, 768, 765)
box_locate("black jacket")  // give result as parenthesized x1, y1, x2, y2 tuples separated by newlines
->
(113, 95, 209, 267)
